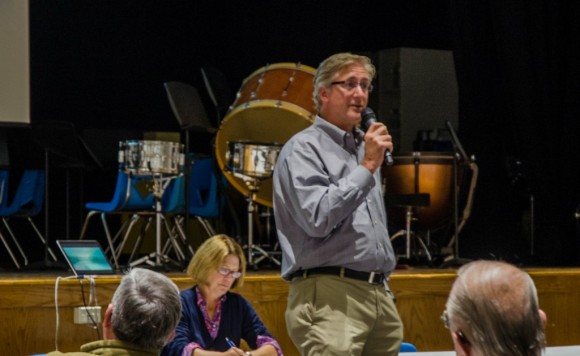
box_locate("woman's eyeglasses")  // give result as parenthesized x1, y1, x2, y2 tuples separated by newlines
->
(441, 309, 471, 346)
(330, 80, 374, 93)
(217, 267, 242, 279)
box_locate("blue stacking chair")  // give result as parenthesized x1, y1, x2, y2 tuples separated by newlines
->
(79, 170, 155, 269)
(0, 170, 57, 269)
(400, 342, 418, 352)
(188, 157, 222, 238)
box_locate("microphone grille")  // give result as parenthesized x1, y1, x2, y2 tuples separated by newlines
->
(361, 107, 375, 119)
(361, 107, 376, 129)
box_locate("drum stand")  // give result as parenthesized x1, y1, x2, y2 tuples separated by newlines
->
(130, 173, 185, 268)
(243, 177, 280, 268)
(389, 193, 433, 262)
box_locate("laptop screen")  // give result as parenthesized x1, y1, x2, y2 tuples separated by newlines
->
(56, 240, 115, 276)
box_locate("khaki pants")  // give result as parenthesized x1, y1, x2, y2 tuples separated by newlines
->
(286, 274, 403, 356)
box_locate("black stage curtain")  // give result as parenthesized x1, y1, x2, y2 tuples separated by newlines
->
(450, 0, 580, 264)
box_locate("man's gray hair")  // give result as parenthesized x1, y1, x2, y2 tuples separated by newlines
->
(313, 52, 376, 112)
(110, 268, 182, 349)
(446, 260, 545, 356)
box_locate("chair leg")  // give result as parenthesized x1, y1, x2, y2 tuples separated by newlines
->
(0, 230, 21, 269)
(26, 217, 58, 261)
(1, 219, 28, 266)
(113, 214, 143, 264)
(127, 216, 154, 264)
(172, 215, 195, 256)
(99, 212, 119, 269)
(79, 210, 99, 240)
(196, 216, 216, 238)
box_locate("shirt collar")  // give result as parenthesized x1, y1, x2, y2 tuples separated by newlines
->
(194, 285, 227, 307)
(315, 115, 364, 151)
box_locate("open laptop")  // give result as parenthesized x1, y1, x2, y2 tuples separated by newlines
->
(56, 240, 116, 277)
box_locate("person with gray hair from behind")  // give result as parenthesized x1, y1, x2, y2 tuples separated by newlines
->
(47, 268, 182, 355)
(442, 260, 547, 356)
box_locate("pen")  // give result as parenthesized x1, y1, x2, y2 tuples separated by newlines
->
(225, 337, 236, 348)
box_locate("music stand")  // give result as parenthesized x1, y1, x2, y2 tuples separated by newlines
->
(30, 120, 102, 270)
(164, 82, 215, 245)
(164, 81, 242, 245)
(200, 66, 235, 126)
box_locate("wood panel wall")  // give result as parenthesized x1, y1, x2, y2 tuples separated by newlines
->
(1, 268, 579, 356)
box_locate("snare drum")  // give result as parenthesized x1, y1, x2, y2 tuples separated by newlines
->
(225, 140, 282, 179)
(120, 140, 183, 175)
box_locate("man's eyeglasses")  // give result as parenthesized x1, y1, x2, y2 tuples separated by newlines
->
(330, 80, 374, 93)
(217, 267, 242, 279)
(441, 309, 471, 346)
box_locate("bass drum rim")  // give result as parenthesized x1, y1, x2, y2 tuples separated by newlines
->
(215, 100, 314, 207)
(232, 62, 317, 114)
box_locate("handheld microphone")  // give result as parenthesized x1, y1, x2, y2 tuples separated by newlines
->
(361, 107, 394, 166)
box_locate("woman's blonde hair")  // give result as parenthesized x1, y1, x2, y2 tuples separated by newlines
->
(186, 234, 247, 290)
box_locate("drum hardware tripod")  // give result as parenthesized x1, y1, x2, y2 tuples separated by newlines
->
(242, 176, 281, 268)
(389, 193, 433, 262)
(129, 172, 186, 269)
(259, 207, 281, 258)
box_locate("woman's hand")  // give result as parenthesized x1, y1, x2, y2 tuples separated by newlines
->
(224, 346, 246, 355)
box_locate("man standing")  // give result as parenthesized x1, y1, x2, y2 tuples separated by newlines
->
(273, 52, 403, 355)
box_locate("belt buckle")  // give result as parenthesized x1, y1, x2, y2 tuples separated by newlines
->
(368, 271, 376, 284)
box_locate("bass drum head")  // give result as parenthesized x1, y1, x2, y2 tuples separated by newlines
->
(215, 100, 314, 207)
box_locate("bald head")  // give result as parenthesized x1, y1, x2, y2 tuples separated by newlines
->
(445, 260, 545, 356)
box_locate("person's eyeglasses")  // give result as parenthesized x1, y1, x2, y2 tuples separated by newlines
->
(441, 309, 471, 345)
(330, 80, 374, 93)
(217, 267, 242, 279)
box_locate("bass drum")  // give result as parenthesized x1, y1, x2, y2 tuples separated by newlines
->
(215, 63, 316, 207)
(382, 152, 455, 229)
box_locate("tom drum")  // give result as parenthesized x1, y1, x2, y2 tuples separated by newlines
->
(382, 152, 455, 229)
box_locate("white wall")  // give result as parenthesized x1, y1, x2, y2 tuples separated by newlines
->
(0, 0, 30, 125)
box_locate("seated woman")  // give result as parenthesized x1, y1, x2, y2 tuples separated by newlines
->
(162, 234, 283, 356)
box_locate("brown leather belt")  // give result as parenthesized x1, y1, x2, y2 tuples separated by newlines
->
(290, 266, 385, 285)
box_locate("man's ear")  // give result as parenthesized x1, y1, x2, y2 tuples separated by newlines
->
(319, 86, 329, 104)
(102, 304, 115, 340)
(451, 331, 471, 356)
(539, 309, 547, 328)
(103, 304, 113, 327)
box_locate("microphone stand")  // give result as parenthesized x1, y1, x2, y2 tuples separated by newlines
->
(440, 121, 478, 268)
